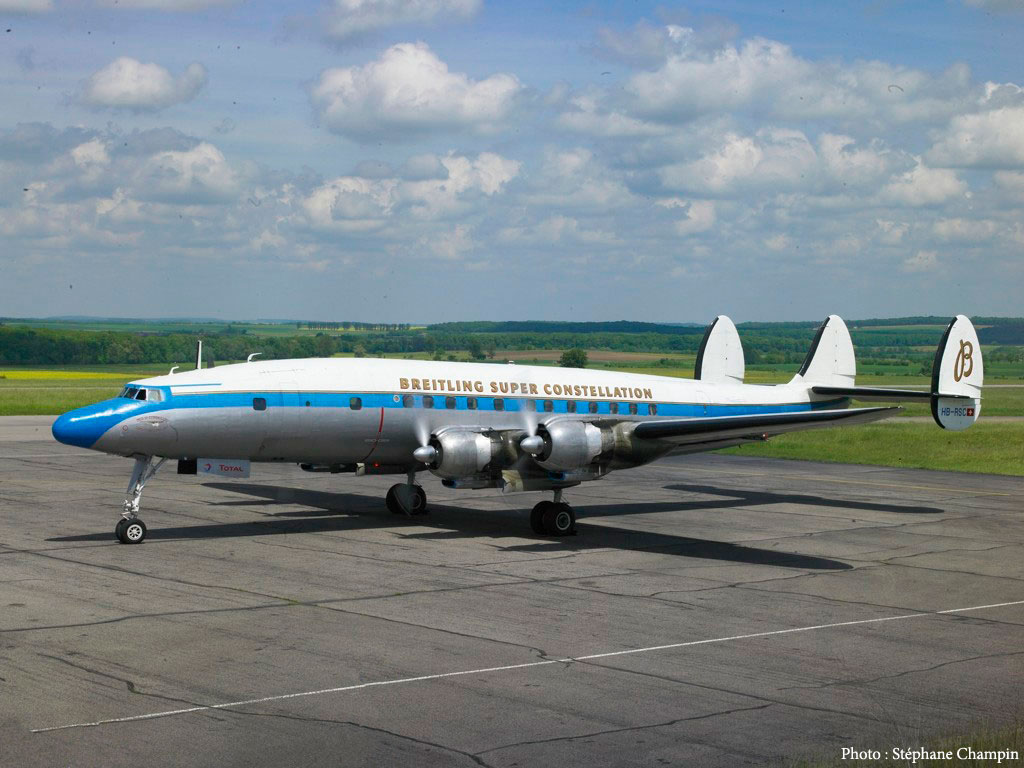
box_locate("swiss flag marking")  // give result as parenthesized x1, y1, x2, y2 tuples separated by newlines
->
(967, 408, 975, 417)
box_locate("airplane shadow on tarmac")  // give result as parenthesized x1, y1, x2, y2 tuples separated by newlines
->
(36, 478, 946, 571)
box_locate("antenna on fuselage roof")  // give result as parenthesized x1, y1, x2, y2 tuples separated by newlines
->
(247, 352, 263, 362)
(195, 340, 202, 370)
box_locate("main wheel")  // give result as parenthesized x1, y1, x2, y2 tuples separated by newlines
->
(542, 503, 575, 536)
(116, 518, 147, 544)
(409, 485, 427, 515)
(530, 502, 549, 534)
(386, 485, 403, 515)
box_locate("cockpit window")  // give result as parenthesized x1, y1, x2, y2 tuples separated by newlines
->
(120, 387, 164, 402)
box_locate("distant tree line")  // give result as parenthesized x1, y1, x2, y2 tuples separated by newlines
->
(1, 316, 1021, 366)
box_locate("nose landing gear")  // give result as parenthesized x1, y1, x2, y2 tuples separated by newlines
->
(116, 455, 166, 544)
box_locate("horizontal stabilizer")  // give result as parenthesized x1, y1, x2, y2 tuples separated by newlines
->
(811, 385, 941, 402)
(695, 315, 745, 384)
(632, 406, 899, 445)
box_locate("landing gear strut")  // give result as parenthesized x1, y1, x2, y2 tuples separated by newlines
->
(386, 471, 427, 516)
(530, 488, 575, 536)
(116, 455, 166, 544)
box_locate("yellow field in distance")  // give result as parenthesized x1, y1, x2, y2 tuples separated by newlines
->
(0, 370, 131, 380)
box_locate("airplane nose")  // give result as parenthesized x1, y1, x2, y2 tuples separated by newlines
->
(52, 408, 112, 449)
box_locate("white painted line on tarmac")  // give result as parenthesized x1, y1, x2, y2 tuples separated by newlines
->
(30, 598, 1024, 734)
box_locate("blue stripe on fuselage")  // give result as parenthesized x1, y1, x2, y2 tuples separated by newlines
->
(53, 389, 849, 449)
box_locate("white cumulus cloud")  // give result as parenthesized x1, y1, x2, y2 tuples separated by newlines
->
(310, 42, 522, 141)
(80, 58, 207, 111)
(322, 0, 480, 42)
(882, 162, 967, 206)
(927, 106, 1024, 168)
(131, 142, 241, 203)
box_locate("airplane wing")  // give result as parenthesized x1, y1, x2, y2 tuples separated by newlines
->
(630, 406, 900, 445)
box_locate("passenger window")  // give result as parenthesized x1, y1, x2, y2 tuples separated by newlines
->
(350, 397, 362, 410)
(648, 403, 658, 415)
(253, 397, 267, 411)
(402, 394, 414, 408)
(588, 402, 598, 414)
(446, 396, 457, 409)
(543, 400, 553, 412)
(567, 401, 577, 413)
(609, 403, 619, 414)
(523, 399, 536, 412)
(494, 398, 505, 411)
(467, 397, 478, 410)
(423, 395, 434, 409)
(628, 403, 638, 415)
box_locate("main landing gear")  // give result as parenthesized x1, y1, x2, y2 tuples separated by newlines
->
(116, 455, 166, 544)
(386, 471, 427, 516)
(530, 489, 576, 537)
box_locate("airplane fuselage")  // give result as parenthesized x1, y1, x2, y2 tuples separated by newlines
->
(52, 357, 842, 467)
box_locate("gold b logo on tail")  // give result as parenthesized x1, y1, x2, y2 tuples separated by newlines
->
(953, 339, 974, 382)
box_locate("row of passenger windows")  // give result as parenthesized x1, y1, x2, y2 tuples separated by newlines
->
(251, 395, 657, 415)
(400, 394, 656, 415)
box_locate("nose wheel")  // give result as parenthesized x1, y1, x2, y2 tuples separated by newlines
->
(115, 518, 147, 544)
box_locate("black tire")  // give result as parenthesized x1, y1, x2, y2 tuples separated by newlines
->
(385, 485, 403, 514)
(118, 518, 147, 544)
(530, 502, 549, 534)
(114, 518, 128, 542)
(542, 503, 575, 536)
(410, 485, 427, 515)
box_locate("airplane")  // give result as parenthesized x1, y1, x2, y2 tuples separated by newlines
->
(51, 315, 984, 544)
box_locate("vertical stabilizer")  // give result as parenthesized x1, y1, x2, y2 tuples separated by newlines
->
(789, 315, 856, 387)
(930, 315, 983, 430)
(694, 315, 745, 384)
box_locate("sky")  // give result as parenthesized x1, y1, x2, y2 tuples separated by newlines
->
(1, 0, 1022, 324)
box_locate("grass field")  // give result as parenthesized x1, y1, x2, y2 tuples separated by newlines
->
(722, 422, 1024, 475)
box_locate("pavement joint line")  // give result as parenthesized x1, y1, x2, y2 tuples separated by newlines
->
(673, 466, 1016, 496)
(29, 598, 1024, 735)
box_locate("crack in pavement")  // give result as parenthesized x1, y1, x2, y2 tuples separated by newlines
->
(573, 658, 909, 729)
(38, 653, 203, 710)
(475, 703, 772, 756)
(221, 708, 495, 768)
(778, 650, 1024, 691)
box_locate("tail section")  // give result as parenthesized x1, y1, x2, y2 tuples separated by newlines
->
(931, 315, 983, 430)
(694, 315, 745, 385)
(789, 315, 856, 388)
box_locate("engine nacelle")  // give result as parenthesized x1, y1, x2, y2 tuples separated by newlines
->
(531, 420, 609, 471)
(427, 431, 500, 480)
